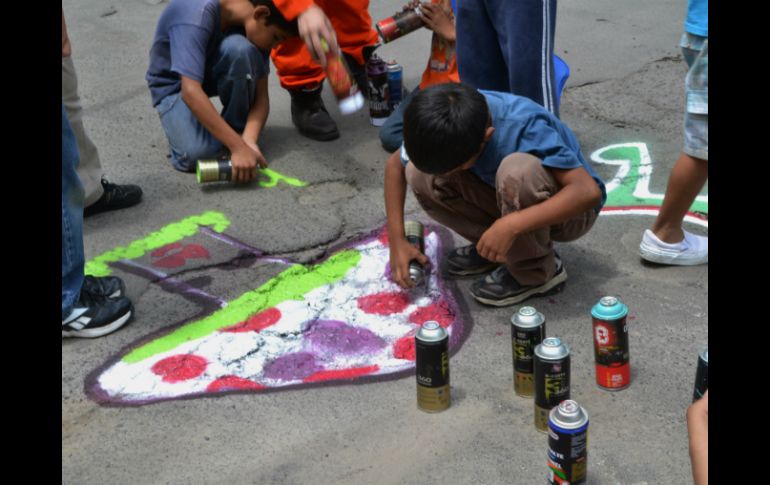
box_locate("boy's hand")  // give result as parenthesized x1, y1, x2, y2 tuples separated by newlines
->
(230, 144, 260, 183)
(298, 4, 336, 67)
(420, 2, 455, 42)
(477, 217, 517, 263)
(687, 390, 709, 485)
(389, 238, 429, 289)
(242, 138, 269, 169)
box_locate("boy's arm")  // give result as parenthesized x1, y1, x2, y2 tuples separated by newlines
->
(420, 1, 456, 43)
(687, 391, 709, 485)
(180, 76, 260, 183)
(273, 0, 336, 66)
(477, 166, 601, 262)
(385, 152, 429, 289)
(241, 76, 269, 168)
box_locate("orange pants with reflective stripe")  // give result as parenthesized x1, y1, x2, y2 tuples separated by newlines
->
(271, 0, 378, 90)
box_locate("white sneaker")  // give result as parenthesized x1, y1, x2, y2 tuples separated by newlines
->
(639, 229, 708, 265)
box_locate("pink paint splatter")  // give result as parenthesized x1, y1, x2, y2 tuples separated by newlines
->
(221, 308, 282, 333)
(152, 244, 210, 268)
(151, 354, 208, 383)
(377, 229, 390, 246)
(207, 376, 265, 392)
(152, 242, 183, 258)
(357, 291, 411, 315)
(409, 300, 454, 328)
(304, 365, 380, 383)
(393, 336, 416, 361)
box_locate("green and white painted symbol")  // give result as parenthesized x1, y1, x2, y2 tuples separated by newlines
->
(591, 142, 707, 227)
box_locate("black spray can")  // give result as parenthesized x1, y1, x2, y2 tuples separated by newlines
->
(404, 220, 425, 286)
(196, 160, 232, 183)
(416, 321, 450, 412)
(511, 306, 546, 397)
(534, 337, 571, 432)
(692, 346, 708, 401)
(376, 6, 425, 43)
(547, 400, 589, 485)
(366, 54, 391, 126)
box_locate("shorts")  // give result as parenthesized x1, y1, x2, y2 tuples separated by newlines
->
(680, 32, 708, 161)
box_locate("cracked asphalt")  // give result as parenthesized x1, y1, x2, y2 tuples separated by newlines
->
(62, 0, 708, 483)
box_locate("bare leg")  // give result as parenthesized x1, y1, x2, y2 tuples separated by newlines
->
(650, 152, 708, 243)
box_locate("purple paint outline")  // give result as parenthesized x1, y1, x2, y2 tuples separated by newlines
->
(84, 224, 471, 407)
(199, 227, 292, 265)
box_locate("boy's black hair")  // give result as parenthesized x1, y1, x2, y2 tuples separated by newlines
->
(249, 0, 299, 36)
(403, 83, 489, 174)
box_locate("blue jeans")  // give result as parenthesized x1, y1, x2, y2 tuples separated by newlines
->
(456, 0, 558, 116)
(62, 104, 85, 319)
(157, 35, 267, 172)
(379, 87, 420, 153)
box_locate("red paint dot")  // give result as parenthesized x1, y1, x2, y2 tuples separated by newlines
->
(357, 292, 411, 315)
(221, 308, 282, 333)
(179, 244, 210, 259)
(151, 242, 183, 258)
(206, 376, 265, 392)
(393, 336, 416, 361)
(303, 365, 380, 383)
(151, 354, 208, 383)
(377, 229, 389, 246)
(409, 300, 454, 328)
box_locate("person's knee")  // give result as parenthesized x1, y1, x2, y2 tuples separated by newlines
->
(379, 124, 403, 153)
(496, 153, 552, 209)
(220, 35, 260, 68)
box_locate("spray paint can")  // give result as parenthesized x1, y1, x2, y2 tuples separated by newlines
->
(534, 337, 570, 432)
(320, 38, 364, 115)
(367, 54, 391, 126)
(511, 306, 546, 397)
(387, 60, 403, 111)
(404, 220, 426, 286)
(591, 296, 631, 391)
(376, 5, 425, 43)
(416, 321, 450, 412)
(547, 400, 589, 485)
(196, 160, 232, 183)
(692, 346, 708, 401)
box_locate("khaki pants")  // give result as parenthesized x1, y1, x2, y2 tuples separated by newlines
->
(406, 153, 597, 285)
(62, 56, 104, 207)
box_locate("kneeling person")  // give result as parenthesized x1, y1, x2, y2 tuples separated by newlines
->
(384, 83, 606, 306)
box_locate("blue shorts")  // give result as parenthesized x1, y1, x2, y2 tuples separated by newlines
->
(680, 33, 708, 161)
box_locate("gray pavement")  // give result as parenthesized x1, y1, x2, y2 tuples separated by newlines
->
(62, 1, 707, 483)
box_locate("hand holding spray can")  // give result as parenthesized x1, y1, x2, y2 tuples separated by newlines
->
(376, 4, 426, 43)
(320, 38, 364, 115)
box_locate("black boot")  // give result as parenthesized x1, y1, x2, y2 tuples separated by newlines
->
(290, 86, 340, 141)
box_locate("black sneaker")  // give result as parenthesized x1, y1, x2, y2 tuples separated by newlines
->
(290, 86, 340, 141)
(62, 291, 134, 338)
(343, 53, 369, 99)
(469, 257, 568, 307)
(446, 244, 499, 276)
(82, 275, 125, 298)
(83, 177, 143, 217)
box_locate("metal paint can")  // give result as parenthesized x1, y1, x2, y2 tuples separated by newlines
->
(376, 6, 425, 43)
(534, 337, 570, 432)
(366, 54, 391, 126)
(387, 60, 403, 111)
(511, 306, 546, 397)
(591, 296, 631, 391)
(692, 346, 708, 401)
(404, 220, 425, 286)
(320, 38, 364, 115)
(547, 400, 589, 485)
(416, 321, 450, 412)
(196, 160, 232, 183)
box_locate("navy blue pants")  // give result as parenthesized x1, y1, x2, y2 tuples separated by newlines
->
(456, 0, 558, 116)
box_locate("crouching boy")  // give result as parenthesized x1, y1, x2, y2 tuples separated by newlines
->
(384, 83, 606, 306)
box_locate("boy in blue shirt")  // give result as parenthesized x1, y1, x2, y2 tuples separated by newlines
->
(146, 0, 298, 182)
(384, 83, 606, 306)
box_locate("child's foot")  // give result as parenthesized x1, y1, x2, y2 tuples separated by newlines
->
(446, 244, 499, 276)
(469, 258, 567, 307)
(639, 229, 708, 265)
(62, 290, 134, 339)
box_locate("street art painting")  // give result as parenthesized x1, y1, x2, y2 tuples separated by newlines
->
(593, 142, 708, 226)
(85, 215, 468, 406)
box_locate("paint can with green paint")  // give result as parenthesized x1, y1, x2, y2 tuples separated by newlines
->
(196, 160, 232, 183)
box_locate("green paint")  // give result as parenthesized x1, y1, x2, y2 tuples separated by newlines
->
(258, 168, 307, 188)
(599, 146, 708, 214)
(84, 212, 231, 277)
(548, 466, 567, 481)
(122, 249, 361, 363)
